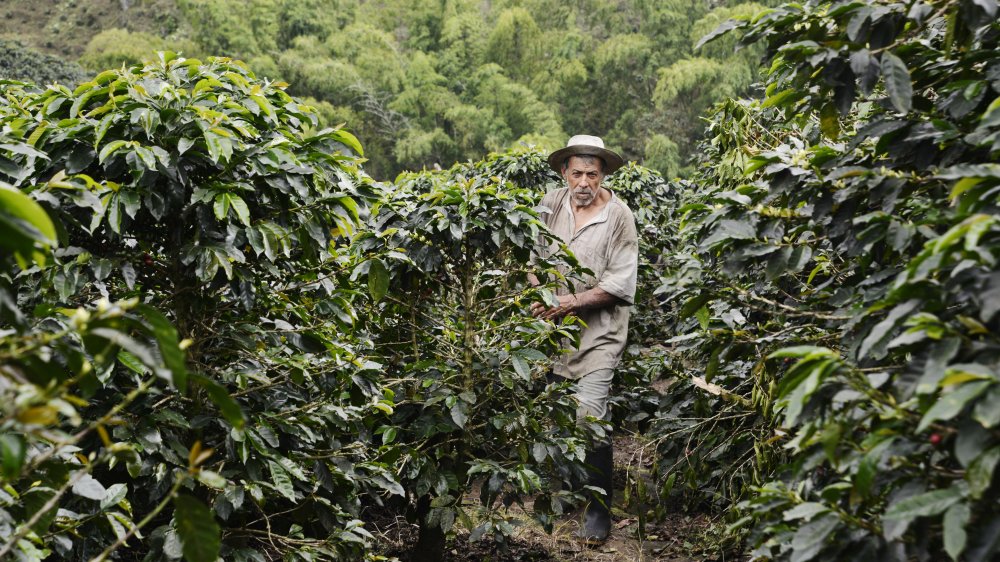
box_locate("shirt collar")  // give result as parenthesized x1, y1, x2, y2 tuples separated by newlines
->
(563, 188, 615, 235)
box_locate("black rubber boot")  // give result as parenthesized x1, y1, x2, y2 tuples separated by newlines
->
(576, 444, 613, 544)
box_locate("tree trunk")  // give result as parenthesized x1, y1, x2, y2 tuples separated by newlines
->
(412, 495, 445, 562)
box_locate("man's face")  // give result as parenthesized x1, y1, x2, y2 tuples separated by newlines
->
(562, 156, 604, 208)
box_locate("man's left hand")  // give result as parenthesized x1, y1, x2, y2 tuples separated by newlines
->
(530, 294, 578, 320)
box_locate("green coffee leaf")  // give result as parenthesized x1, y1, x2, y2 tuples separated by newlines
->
(22, 487, 58, 534)
(72, 472, 107, 500)
(782, 502, 830, 521)
(190, 373, 245, 430)
(881, 52, 913, 113)
(100, 483, 128, 510)
(884, 487, 963, 520)
(944, 502, 970, 560)
(174, 495, 221, 562)
(967, 446, 1000, 500)
(973, 386, 1000, 427)
(511, 354, 530, 380)
(268, 460, 297, 502)
(230, 195, 250, 226)
(0, 433, 26, 480)
(917, 381, 991, 432)
(789, 513, 839, 559)
(368, 259, 389, 303)
(136, 304, 188, 392)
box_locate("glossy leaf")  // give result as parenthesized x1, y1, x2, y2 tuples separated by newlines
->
(881, 52, 913, 113)
(884, 487, 963, 520)
(174, 495, 221, 562)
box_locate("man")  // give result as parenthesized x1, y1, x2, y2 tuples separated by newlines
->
(530, 135, 639, 544)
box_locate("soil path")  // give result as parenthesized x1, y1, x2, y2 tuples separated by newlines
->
(381, 433, 722, 562)
(498, 433, 711, 562)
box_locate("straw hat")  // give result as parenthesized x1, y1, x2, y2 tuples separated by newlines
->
(547, 135, 624, 175)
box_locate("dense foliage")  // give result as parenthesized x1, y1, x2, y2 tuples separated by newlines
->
(0, 54, 393, 560)
(645, 0, 1000, 559)
(6, 0, 1000, 560)
(1, 52, 667, 560)
(352, 151, 603, 560)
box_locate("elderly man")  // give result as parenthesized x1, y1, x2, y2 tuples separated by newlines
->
(530, 135, 639, 543)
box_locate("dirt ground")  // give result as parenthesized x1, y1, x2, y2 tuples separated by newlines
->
(377, 510, 721, 562)
(377, 433, 740, 562)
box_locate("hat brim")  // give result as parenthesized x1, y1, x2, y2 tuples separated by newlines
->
(548, 145, 625, 175)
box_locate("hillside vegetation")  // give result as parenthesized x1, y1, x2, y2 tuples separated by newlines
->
(0, 0, 764, 179)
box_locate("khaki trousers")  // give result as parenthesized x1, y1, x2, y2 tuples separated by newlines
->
(552, 368, 614, 446)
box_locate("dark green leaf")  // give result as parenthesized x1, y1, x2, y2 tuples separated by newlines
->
(973, 386, 1000, 427)
(965, 516, 1000, 562)
(368, 259, 389, 303)
(955, 422, 991, 467)
(136, 304, 187, 392)
(0, 433, 26, 480)
(190, 373, 245, 430)
(917, 381, 991, 432)
(944, 502, 970, 560)
(790, 513, 839, 561)
(268, 460, 296, 501)
(967, 446, 1000, 500)
(174, 495, 221, 562)
(679, 294, 711, 319)
(881, 52, 913, 113)
(22, 487, 57, 534)
(970, 0, 997, 17)
(695, 19, 744, 49)
(858, 299, 920, 360)
(884, 487, 963, 520)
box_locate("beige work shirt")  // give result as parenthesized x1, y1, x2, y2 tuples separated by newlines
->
(538, 187, 639, 379)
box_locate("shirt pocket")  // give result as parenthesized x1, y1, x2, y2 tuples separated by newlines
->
(573, 234, 608, 288)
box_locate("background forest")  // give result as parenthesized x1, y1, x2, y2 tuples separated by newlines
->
(0, 0, 765, 179)
(2, 0, 1000, 561)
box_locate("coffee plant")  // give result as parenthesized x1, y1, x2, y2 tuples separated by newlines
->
(351, 151, 608, 561)
(0, 40, 87, 87)
(0, 54, 397, 560)
(0, 100, 196, 560)
(644, 0, 1000, 559)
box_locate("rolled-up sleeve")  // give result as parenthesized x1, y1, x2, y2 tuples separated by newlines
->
(598, 215, 638, 305)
